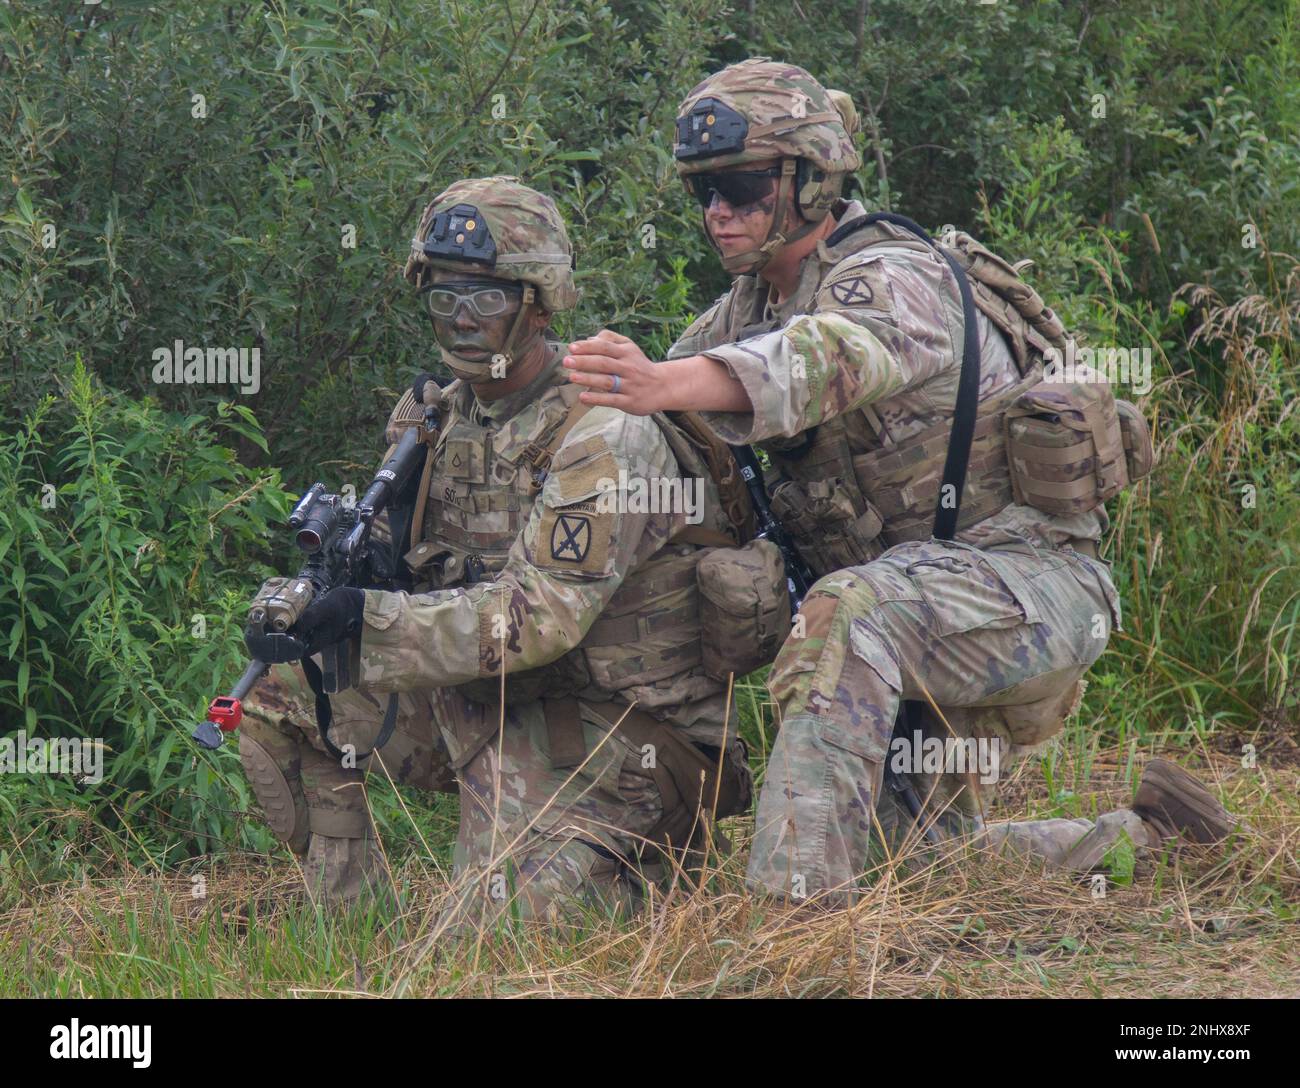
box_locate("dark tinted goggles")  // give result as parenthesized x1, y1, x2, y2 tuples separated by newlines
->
(685, 166, 782, 210)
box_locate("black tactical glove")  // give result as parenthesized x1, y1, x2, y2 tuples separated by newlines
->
(292, 586, 366, 656)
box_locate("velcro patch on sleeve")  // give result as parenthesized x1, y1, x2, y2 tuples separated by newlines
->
(533, 502, 615, 576)
(816, 255, 896, 321)
(547, 434, 622, 505)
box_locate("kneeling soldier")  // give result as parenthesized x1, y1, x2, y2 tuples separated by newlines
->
(238, 177, 753, 925)
(565, 60, 1234, 906)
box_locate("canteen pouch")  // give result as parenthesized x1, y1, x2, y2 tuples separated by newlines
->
(1115, 398, 1155, 485)
(696, 539, 791, 681)
(1003, 380, 1128, 516)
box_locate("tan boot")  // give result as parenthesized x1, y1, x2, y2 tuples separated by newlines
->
(1132, 759, 1234, 846)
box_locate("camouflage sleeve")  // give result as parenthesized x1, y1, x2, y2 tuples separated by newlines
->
(664, 293, 729, 361)
(696, 249, 960, 443)
(355, 409, 680, 692)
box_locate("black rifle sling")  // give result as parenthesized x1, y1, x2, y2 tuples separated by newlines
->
(929, 241, 982, 540)
(831, 210, 982, 536)
(301, 653, 398, 763)
(829, 211, 985, 845)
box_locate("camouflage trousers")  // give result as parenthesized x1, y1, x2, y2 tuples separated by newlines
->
(239, 665, 724, 928)
(749, 538, 1152, 904)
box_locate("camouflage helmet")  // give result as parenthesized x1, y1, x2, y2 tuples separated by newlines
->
(403, 176, 577, 313)
(674, 58, 860, 224)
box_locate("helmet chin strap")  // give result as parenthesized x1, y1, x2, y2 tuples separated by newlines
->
(439, 285, 537, 383)
(713, 159, 820, 276)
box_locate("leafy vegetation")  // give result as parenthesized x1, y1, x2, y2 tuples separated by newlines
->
(0, 0, 1296, 992)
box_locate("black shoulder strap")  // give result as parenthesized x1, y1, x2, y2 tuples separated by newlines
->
(841, 211, 983, 849)
(301, 653, 398, 763)
(827, 210, 979, 540)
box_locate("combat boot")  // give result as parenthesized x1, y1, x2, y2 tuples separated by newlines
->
(302, 822, 393, 908)
(239, 725, 311, 855)
(1132, 759, 1235, 847)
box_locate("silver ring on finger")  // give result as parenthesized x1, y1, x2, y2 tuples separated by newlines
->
(610, 374, 621, 394)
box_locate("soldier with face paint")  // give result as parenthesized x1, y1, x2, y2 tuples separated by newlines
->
(565, 60, 1233, 907)
(238, 177, 752, 926)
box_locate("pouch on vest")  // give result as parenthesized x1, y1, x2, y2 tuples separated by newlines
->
(696, 538, 791, 681)
(1115, 398, 1155, 486)
(1003, 380, 1129, 516)
(768, 473, 885, 573)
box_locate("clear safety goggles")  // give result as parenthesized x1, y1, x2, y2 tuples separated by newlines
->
(422, 281, 522, 320)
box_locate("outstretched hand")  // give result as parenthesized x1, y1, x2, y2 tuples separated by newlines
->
(563, 329, 664, 416)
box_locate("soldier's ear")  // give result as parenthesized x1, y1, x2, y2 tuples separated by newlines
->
(530, 305, 552, 332)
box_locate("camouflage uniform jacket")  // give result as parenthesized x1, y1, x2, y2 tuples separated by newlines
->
(667, 200, 1107, 559)
(357, 346, 735, 761)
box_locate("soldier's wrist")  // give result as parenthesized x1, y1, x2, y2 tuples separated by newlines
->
(673, 353, 752, 414)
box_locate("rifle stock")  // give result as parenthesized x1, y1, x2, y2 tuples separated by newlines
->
(730, 444, 815, 610)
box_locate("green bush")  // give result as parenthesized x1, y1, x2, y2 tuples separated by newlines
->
(0, 359, 289, 872)
(0, 0, 735, 481)
(2, 1, 1298, 871)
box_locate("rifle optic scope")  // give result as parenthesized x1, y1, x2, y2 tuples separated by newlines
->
(294, 494, 344, 554)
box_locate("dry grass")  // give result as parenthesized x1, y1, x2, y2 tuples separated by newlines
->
(3, 742, 1295, 999)
(3, 256, 1296, 1000)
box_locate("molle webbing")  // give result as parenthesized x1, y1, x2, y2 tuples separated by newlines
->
(584, 558, 700, 647)
(780, 415, 870, 516)
(579, 549, 705, 688)
(1002, 379, 1130, 516)
(853, 371, 1039, 545)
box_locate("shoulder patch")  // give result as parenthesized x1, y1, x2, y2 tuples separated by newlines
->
(531, 428, 619, 577)
(533, 497, 615, 577)
(817, 253, 896, 322)
(548, 511, 598, 564)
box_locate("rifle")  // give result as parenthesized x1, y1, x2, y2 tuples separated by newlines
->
(730, 444, 815, 612)
(191, 399, 438, 754)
